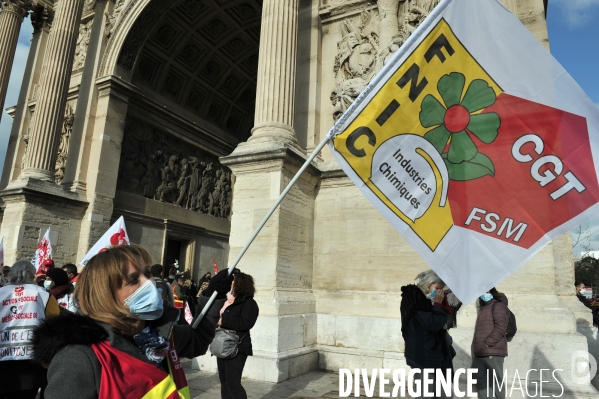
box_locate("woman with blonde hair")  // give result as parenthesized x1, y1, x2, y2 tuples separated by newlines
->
(32, 245, 221, 399)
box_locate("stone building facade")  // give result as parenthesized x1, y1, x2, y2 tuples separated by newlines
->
(0, 0, 597, 396)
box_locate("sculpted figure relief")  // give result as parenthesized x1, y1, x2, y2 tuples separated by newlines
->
(21, 133, 29, 172)
(106, 0, 125, 38)
(331, 11, 379, 121)
(83, 0, 96, 13)
(117, 120, 232, 219)
(330, 0, 440, 120)
(55, 104, 75, 184)
(73, 20, 93, 71)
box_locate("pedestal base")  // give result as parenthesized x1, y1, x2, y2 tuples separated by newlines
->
(0, 177, 87, 265)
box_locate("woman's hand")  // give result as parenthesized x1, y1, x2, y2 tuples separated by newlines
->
(34, 274, 46, 285)
(434, 288, 445, 304)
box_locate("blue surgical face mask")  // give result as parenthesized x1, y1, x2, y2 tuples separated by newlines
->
(43, 280, 53, 290)
(481, 293, 494, 302)
(124, 280, 164, 320)
(428, 288, 437, 299)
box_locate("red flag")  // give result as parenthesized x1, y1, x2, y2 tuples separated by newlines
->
(79, 216, 130, 266)
(33, 228, 52, 274)
(213, 259, 218, 275)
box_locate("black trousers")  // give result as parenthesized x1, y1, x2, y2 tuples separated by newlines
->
(217, 354, 248, 399)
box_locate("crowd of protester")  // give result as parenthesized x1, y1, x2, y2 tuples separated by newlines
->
(2, 247, 598, 399)
(0, 247, 259, 399)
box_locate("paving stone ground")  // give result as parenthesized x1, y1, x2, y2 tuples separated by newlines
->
(184, 361, 343, 399)
(183, 360, 380, 399)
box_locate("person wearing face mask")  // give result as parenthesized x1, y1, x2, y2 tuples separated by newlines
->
(0, 261, 61, 399)
(214, 273, 259, 399)
(44, 268, 76, 313)
(31, 245, 220, 399)
(575, 281, 599, 326)
(400, 270, 454, 398)
(471, 288, 509, 399)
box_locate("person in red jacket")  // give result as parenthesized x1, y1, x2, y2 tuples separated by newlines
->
(471, 287, 510, 399)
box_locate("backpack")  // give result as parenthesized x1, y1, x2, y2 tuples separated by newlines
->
(492, 302, 517, 342)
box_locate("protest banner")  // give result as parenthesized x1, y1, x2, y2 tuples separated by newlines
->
(325, 0, 599, 303)
(33, 228, 52, 274)
(79, 216, 130, 266)
(0, 285, 49, 361)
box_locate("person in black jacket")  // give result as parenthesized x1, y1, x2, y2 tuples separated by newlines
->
(216, 272, 259, 399)
(30, 245, 221, 399)
(400, 270, 453, 398)
(575, 281, 599, 326)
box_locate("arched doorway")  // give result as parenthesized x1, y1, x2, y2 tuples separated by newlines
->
(111, 0, 261, 279)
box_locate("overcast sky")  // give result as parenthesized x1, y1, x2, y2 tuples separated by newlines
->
(0, 2, 598, 255)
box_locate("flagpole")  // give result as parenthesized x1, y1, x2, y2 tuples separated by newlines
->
(192, 136, 330, 328)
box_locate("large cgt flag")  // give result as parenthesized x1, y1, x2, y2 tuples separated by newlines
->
(327, 0, 599, 304)
(79, 216, 130, 267)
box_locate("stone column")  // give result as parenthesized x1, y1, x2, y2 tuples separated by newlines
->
(249, 0, 300, 148)
(378, 0, 400, 51)
(0, 1, 32, 124)
(21, 0, 85, 181)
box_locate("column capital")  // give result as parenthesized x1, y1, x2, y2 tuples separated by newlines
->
(0, 0, 33, 18)
(30, 4, 52, 32)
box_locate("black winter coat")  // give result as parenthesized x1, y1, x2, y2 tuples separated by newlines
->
(577, 294, 599, 326)
(219, 294, 259, 356)
(404, 305, 453, 369)
(31, 304, 215, 399)
(196, 295, 225, 327)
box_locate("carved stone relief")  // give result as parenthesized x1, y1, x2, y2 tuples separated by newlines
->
(117, 118, 233, 219)
(21, 133, 29, 171)
(330, 11, 380, 121)
(106, 0, 125, 38)
(329, 0, 440, 120)
(55, 104, 74, 184)
(73, 20, 93, 71)
(30, 5, 52, 32)
(82, 0, 96, 14)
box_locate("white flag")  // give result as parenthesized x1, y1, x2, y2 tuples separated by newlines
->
(79, 216, 130, 267)
(33, 228, 52, 273)
(327, 0, 599, 303)
(0, 237, 4, 267)
(184, 302, 194, 325)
